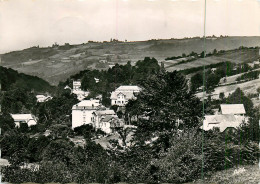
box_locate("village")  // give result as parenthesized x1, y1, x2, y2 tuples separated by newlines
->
(7, 76, 254, 144)
(1, 47, 260, 184)
(8, 79, 244, 131)
(1, 0, 260, 181)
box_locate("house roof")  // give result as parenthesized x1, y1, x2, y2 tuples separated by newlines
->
(115, 85, 141, 92)
(36, 95, 52, 100)
(202, 114, 247, 132)
(72, 100, 100, 109)
(36, 95, 46, 98)
(94, 110, 116, 116)
(101, 115, 116, 122)
(100, 115, 124, 127)
(220, 104, 246, 115)
(11, 114, 35, 122)
(0, 158, 10, 167)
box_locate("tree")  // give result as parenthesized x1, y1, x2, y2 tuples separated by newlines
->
(219, 92, 225, 101)
(190, 72, 203, 92)
(36, 89, 78, 129)
(49, 124, 72, 139)
(19, 123, 29, 133)
(0, 113, 15, 134)
(226, 88, 254, 116)
(257, 87, 260, 94)
(200, 51, 205, 58)
(41, 139, 77, 167)
(205, 72, 221, 93)
(125, 70, 203, 150)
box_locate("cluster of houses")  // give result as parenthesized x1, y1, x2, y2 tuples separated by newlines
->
(10, 83, 141, 135)
(72, 85, 140, 133)
(8, 77, 250, 135)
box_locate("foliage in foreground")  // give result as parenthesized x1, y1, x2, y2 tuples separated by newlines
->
(1, 67, 259, 183)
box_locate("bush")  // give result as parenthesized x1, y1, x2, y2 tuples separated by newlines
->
(154, 131, 202, 183)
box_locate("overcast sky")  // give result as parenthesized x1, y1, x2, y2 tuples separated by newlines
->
(0, 0, 260, 53)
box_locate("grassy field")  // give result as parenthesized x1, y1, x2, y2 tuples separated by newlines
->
(166, 48, 259, 72)
(186, 164, 260, 184)
(196, 78, 260, 101)
(166, 56, 224, 71)
(4, 164, 259, 184)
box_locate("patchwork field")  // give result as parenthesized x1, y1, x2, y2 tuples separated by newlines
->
(1, 36, 260, 85)
(196, 78, 260, 101)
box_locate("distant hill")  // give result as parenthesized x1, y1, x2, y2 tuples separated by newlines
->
(0, 66, 54, 93)
(1, 36, 260, 85)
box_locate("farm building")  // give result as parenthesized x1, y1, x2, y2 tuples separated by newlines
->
(202, 104, 247, 132)
(202, 114, 247, 132)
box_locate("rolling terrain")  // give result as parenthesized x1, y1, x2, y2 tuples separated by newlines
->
(1, 36, 260, 85)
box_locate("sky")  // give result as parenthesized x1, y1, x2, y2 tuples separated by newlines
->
(0, 0, 260, 53)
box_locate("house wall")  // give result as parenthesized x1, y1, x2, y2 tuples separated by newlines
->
(111, 100, 127, 106)
(27, 119, 37, 126)
(72, 109, 95, 129)
(91, 114, 100, 129)
(100, 122, 112, 134)
(111, 94, 128, 106)
(14, 119, 36, 127)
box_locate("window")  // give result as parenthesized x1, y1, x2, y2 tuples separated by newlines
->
(83, 117, 86, 122)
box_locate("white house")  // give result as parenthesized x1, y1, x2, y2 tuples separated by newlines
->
(202, 104, 247, 132)
(110, 85, 141, 106)
(92, 109, 116, 127)
(202, 114, 247, 132)
(72, 80, 89, 101)
(73, 80, 81, 91)
(11, 114, 37, 127)
(36, 95, 52, 103)
(72, 99, 101, 129)
(99, 116, 124, 134)
(91, 109, 124, 134)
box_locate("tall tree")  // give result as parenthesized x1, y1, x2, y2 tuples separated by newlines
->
(125, 70, 203, 149)
(226, 88, 254, 116)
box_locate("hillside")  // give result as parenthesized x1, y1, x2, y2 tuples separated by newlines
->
(165, 48, 259, 71)
(0, 66, 54, 93)
(186, 164, 260, 184)
(1, 36, 260, 85)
